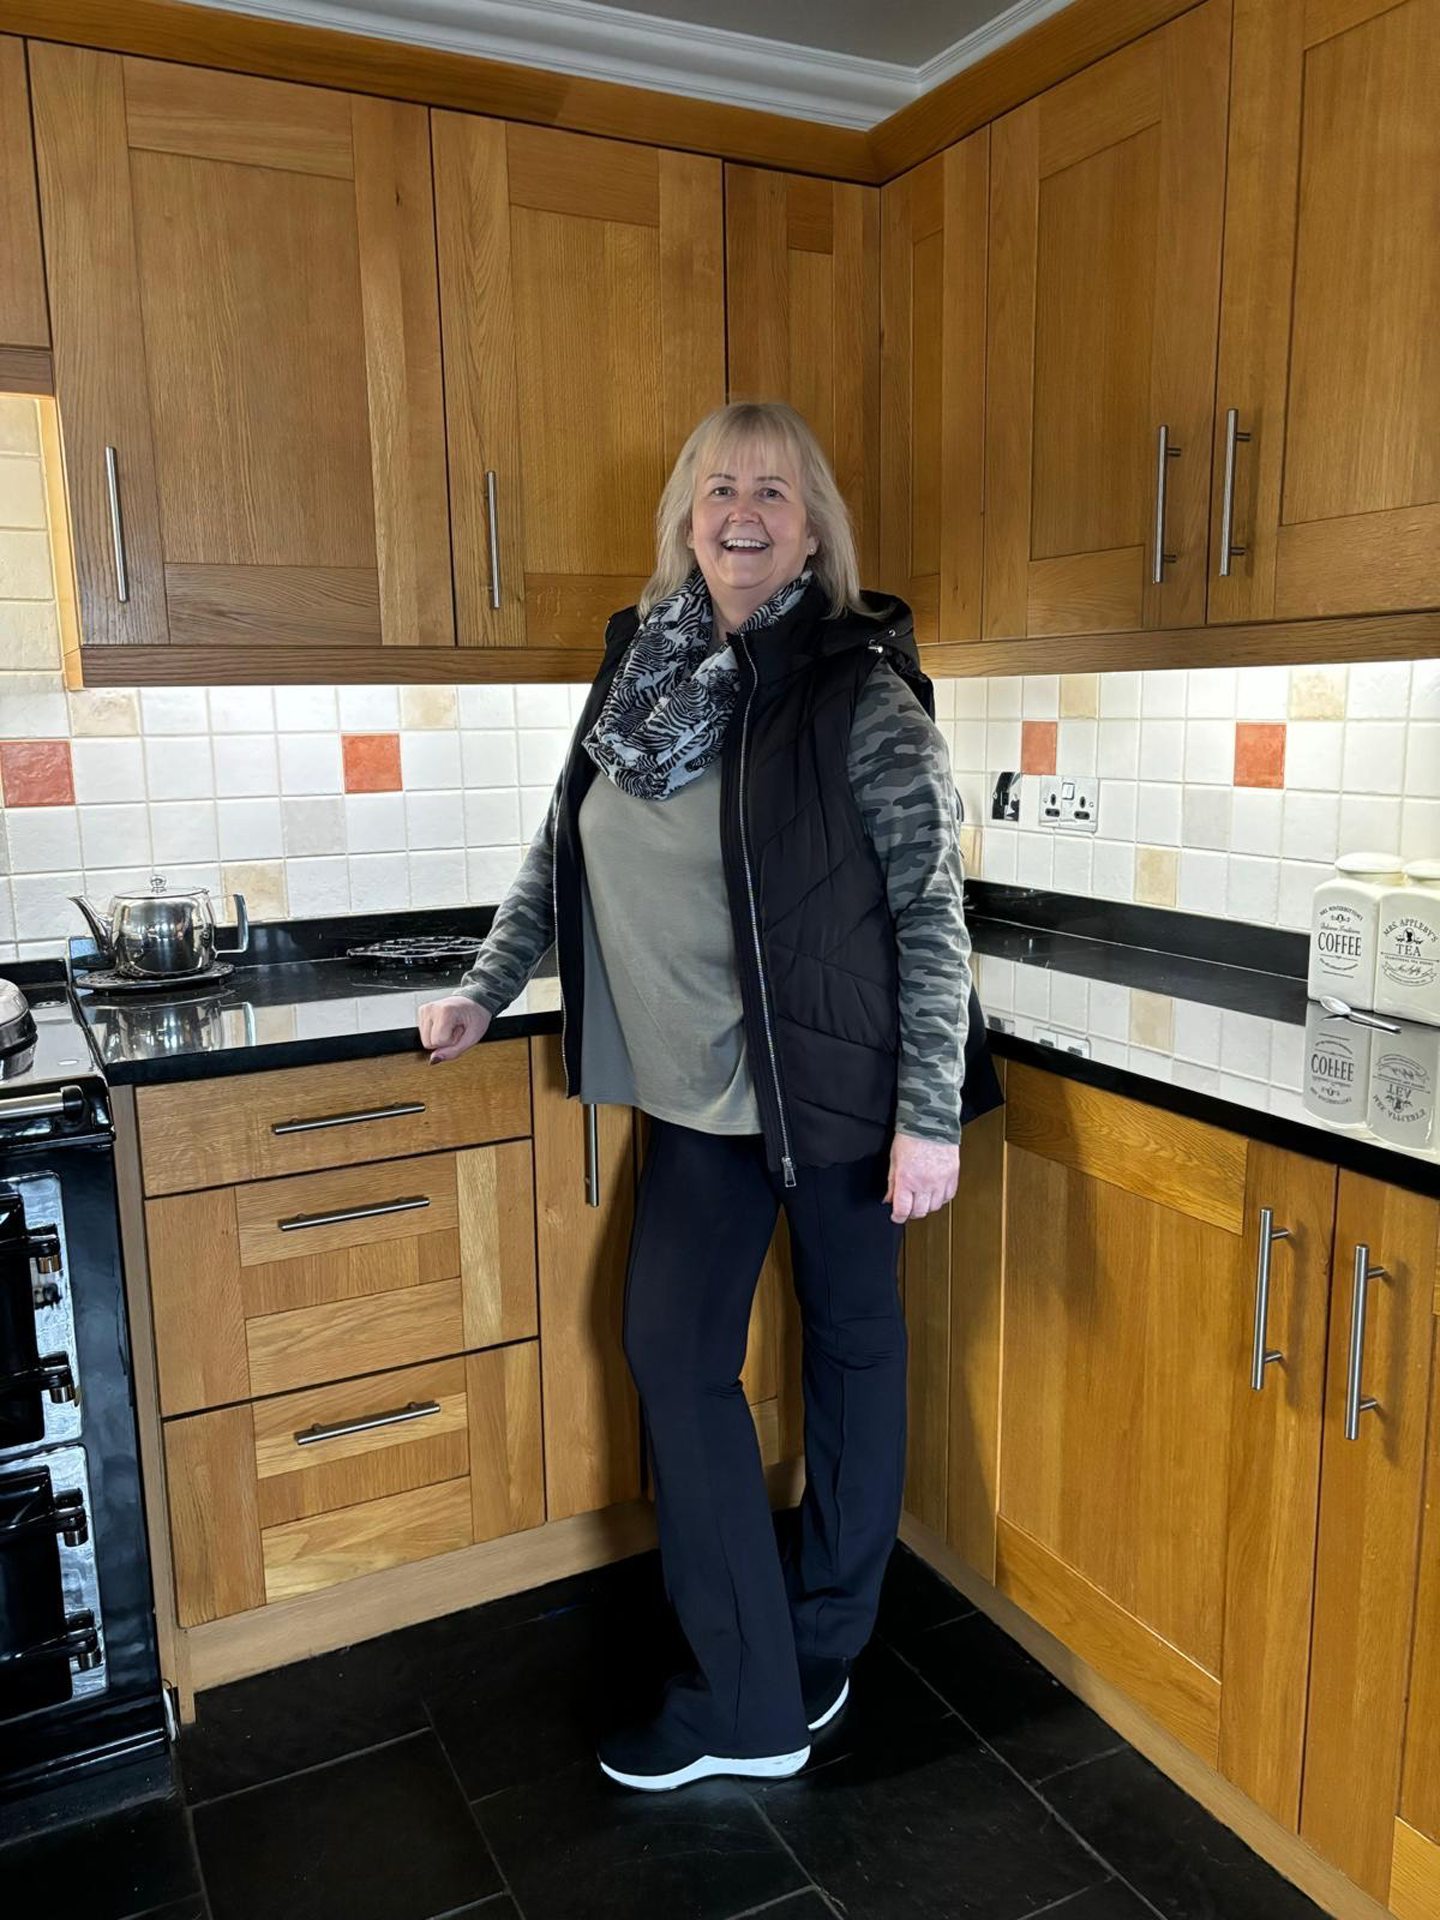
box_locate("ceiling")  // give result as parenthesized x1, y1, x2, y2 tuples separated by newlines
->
(181, 0, 1074, 126)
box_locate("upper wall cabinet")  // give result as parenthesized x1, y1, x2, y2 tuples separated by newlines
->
(433, 118, 724, 651)
(724, 167, 881, 582)
(0, 36, 47, 361)
(983, 0, 1229, 641)
(29, 48, 452, 654)
(1208, 0, 1440, 625)
(879, 134, 987, 646)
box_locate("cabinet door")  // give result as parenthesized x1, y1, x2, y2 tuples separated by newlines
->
(1301, 1175, 1439, 1901)
(998, 1068, 1338, 1778)
(879, 134, 987, 646)
(531, 1036, 642, 1522)
(0, 37, 46, 357)
(726, 167, 881, 581)
(983, 0, 1228, 640)
(30, 48, 451, 653)
(1209, 0, 1440, 623)
(1394, 1325, 1440, 1919)
(434, 118, 724, 651)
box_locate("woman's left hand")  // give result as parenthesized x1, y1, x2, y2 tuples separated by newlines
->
(884, 1132, 960, 1224)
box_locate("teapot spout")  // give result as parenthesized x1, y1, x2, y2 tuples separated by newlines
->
(70, 895, 116, 960)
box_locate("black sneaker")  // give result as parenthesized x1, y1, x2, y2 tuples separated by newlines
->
(799, 1654, 852, 1733)
(597, 1717, 810, 1792)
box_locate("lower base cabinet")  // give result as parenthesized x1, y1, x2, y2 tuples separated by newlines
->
(902, 1060, 1440, 1920)
(166, 1346, 544, 1625)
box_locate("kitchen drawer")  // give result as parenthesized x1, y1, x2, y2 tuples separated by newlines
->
(147, 1142, 537, 1414)
(165, 1346, 544, 1624)
(135, 1042, 531, 1196)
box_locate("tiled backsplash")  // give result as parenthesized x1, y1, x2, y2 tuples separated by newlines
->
(1, 393, 1437, 958)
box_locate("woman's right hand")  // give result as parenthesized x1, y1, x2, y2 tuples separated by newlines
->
(417, 995, 492, 1062)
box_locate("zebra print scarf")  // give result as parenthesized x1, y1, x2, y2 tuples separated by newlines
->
(581, 567, 813, 800)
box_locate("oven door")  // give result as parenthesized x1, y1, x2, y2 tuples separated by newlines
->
(0, 1451, 102, 1723)
(0, 1177, 77, 1456)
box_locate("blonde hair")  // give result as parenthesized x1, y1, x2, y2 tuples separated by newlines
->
(639, 401, 868, 620)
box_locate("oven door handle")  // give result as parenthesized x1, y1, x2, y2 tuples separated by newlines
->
(0, 1610, 100, 1671)
(0, 1354, 76, 1403)
(0, 1483, 88, 1545)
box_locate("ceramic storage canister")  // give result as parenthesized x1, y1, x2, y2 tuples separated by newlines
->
(1374, 859, 1440, 1027)
(1306, 851, 1404, 1009)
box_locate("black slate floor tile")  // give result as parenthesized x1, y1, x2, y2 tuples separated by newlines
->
(0, 1794, 202, 1920)
(726, 1892, 835, 1918)
(192, 1730, 502, 1920)
(804, 1639, 954, 1765)
(894, 1609, 1123, 1783)
(476, 1756, 809, 1920)
(1041, 1748, 1327, 1919)
(1032, 1881, 1161, 1918)
(178, 1631, 430, 1803)
(875, 1542, 975, 1647)
(753, 1717, 1108, 1920)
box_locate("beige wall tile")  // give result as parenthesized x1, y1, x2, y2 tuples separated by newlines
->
(958, 823, 979, 873)
(1129, 987, 1175, 1052)
(400, 684, 458, 729)
(1134, 844, 1178, 906)
(0, 529, 53, 600)
(0, 397, 38, 455)
(1060, 673, 1100, 719)
(1288, 665, 1347, 719)
(68, 688, 140, 736)
(221, 859, 288, 921)
(0, 601, 62, 670)
(0, 456, 46, 530)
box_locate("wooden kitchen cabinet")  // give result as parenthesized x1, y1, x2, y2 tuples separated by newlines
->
(29, 47, 452, 654)
(995, 1067, 1340, 1807)
(1207, 0, 1440, 624)
(982, 0, 1229, 640)
(1299, 1173, 1439, 1905)
(725, 166, 881, 582)
(0, 36, 47, 369)
(433, 116, 725, 652)
(878, 133, 987, 647)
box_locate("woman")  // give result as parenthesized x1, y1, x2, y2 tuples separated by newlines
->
(418, 402, 999, 1793)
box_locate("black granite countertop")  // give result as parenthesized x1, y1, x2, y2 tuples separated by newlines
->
(58, 892, 1440, 1199)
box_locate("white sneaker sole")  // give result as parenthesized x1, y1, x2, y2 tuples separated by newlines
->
(598, 1744, 811, 1792)
(806, 1677, 850, 1733)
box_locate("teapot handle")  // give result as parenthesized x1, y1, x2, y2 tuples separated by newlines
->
(215, 893, 250, 956)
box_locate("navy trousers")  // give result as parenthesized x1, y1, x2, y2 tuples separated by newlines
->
(621, 1116, 908, 1756)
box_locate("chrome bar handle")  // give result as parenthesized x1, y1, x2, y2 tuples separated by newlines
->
(271, 1101, 425, 1135)
(1344, 1244, 1385, 1441)
(1151, 425, 1181, 585)
(1218, 407, 1251, 578)
(104, 446, 128, 603)
(485, 469, 502, 611)
(1250, 1207, 1292, 1391)
(294, 1399, 441, 1447)
(584, 1103, 600, 1209)
(278, 1195, 431, 1233)
(0, 1084, 85, 1122)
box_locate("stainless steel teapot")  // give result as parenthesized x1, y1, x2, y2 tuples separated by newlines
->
(70, 875, 250, 979)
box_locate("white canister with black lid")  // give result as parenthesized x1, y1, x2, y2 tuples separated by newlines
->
(1306, 851, 1403, 1009)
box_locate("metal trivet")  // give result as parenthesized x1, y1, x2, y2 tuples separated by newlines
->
(72, 962, 235, 996)
(345, 935, 480, 968)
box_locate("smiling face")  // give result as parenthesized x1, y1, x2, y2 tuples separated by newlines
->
(687, 437, 815, 631)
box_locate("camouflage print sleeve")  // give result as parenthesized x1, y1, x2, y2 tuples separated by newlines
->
(455, 780, 559, 1016)
(847, 663, 972, 1145)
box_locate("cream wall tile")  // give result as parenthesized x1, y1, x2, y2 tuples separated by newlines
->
(1186, 668, 1236, 717)
(350, 853, 410, 912)
(345, 792, 406, 853)
(217, 798, 283, 860)
(1227, 855, 1279, 923)
(6, 806, 81, 872)
(930, 676, 956, 720)
(1021, 675, 1059, 718)
(516, 685, 573, 728)
(1051, 835, 1092, 894)
(1282, 792, 1339, 864)
(1129, 989, 1173, 1052)
(1231, 789, 1283, 856)
(68, 689, 139, 736)
(986, 720, 1021, 772)
(0, 456, 47, 529)
(1096, 719, 1139, 780)
(1060, 673, 1099, 718)
(1404, 723, 1439, 797)
(951, 720, 986, 771)
(214, 735, 279, 798)
(1134, 845, 1177, 906)
(980, 829, 1016, 884)
(1136, 783, 1181, 846)
(2, 602, 62, 670)
(275, 687, 337, 731)
(0, 530, 53, 599)
(1279, 858, 1329, 929)
(464, 789, 520, 846)
(1289, 665, 1346, 719)
(1056, 719, 1096, 775)
(459, 684, 515, 728)
(401, 685, 458, 730)
(461, 731, 519, 788)
(279, 733, 343, 795)
(987, 676, 1022, 719)
(140, 688, 208, 734)
(339, 684, 400, 730)
(1015, 832, 1052, 888)
(1412, 661, 1440, 720)
(1099, 671, 1141, 718)
(1235, 665, 1289, 720)
(0, 397, 39, 454)
(79, 804, 150, 870)
(222, 860, 288, 920)
(1338, 794, 1401, 853)
(1138, 719, 1183, 781)
(150, 801, 219, 865)
(207, 685, 274, 733)
(1097, 780, 1136, 842)
(517, 728, 569, 787)
(1341, 721, 1405, 795)
(400, 730, 461, 790)
(11, 871, 84, 939)
(71, 739, 145, 803)
(1401, 799, 1440, 860)
(1182, 786, 1231, 850)
(1142, 669, 1186, 717)
(466, 847, 522, 900)
(145, 738, 214, 802)
(0, 672, 67, 737)
(1177, 847, 1226, 913)
(405, 790, 464, 849)
(286, 856, 350, 916)
(1285, 722, 1343, 790)
(1183, 720, 1234, 785)
(952, 677, 987, 719)
(409, 848, 467, 907)
(1090, 839, 1133, 900)
(1346, 661, 1411, 718)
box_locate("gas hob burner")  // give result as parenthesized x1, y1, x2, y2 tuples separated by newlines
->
(345, 935, 481, 969)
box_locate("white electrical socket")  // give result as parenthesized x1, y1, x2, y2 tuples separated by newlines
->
(1040, 774, 1099, 833)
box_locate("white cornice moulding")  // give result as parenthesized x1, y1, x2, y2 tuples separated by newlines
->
(181, 0, 1085, 131)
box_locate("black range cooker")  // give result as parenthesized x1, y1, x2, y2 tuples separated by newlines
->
(0, 974, 168, 1818)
